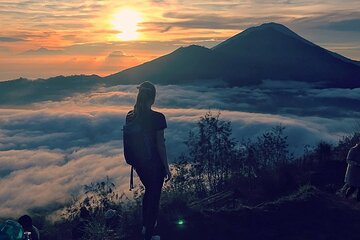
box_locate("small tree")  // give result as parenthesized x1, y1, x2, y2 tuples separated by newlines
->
(165, 154, 193, 197)
(62, 177, 124, 221)
(182, 111, 238, 194)
(252, 125, 293, 169)
(314, 141, 333, 164)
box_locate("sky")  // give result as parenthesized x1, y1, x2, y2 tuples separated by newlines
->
(0, 0, 359, 81)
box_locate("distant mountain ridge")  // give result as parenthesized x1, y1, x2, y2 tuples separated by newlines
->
(1, 22, 360, 105)
(22, 47, 63, 55)
(106, 45, 224, 86)
(106, 22, 360, 88)
(0, 75, 101, 105)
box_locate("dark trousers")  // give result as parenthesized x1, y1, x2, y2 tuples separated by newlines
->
(136, 163, 165, 240)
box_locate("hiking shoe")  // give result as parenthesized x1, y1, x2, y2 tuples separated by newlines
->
(142, 221, 158, 235)
(346, 187, 355, 198)
(143, 235, 160, 240)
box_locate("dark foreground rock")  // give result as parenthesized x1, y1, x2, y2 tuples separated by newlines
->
(155, 186, 360, 240)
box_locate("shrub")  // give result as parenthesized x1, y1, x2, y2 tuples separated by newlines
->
(179, 111, 238, 195)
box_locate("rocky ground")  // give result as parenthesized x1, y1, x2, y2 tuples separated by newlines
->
(152, 186, 360, 240)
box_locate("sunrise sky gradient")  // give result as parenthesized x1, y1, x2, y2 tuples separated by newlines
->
(0, 0, 359, 80)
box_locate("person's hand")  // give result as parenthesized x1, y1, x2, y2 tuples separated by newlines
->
(165, 168, 172, 182)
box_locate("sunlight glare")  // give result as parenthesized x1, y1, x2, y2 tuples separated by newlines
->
(112, 9, 142, 41)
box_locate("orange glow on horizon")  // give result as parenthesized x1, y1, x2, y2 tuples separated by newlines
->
(1, 1, 359, 81)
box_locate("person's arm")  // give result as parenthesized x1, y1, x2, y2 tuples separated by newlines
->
(156, 130, 171, 181)
(346, 148, 360, 165)
(32, 226, 40, 240)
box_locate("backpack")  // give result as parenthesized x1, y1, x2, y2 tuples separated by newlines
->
(123, 118, 153, 190)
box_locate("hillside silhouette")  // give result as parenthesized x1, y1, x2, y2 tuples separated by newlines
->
(0, 75, 101, 105)
(155, 186, 360, 240)
(106, 22, 360, 88)
(1, 22, 360, 105)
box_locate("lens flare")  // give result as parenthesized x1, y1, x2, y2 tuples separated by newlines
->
(112, 9, 142, 41)
(177, 219, 185, 225)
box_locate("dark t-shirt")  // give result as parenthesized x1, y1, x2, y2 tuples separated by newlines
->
(126, 109, 167, 131)
(125, 109, 167, 164)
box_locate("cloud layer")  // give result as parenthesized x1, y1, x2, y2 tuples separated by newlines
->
(0, 84, 359, 217)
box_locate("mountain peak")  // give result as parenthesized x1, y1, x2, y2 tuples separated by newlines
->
(258, 22, 296, 35)
(170, 44, 212, 58)
(257, 22, 290, 30)
(174, 44, 209, 53)
(255, 22, 310, 43)
(213, 22, 309, 50)
(244, 22, 294, 34)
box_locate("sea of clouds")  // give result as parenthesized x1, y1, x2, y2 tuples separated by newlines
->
(0, 83, 359, 217)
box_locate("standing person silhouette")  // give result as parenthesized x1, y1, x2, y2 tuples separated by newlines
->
(125, 81, 171, 240)
(344, 138, 360, 201)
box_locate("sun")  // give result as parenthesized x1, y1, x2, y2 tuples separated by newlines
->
(112, 9, 142, 41)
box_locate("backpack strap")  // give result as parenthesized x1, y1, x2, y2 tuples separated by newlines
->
(129, 166, 134, 191)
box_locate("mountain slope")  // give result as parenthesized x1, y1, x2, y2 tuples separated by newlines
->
(0, 75, 101, 105)
(212, 22, 360, 87)
(106, 45, 224, 86)
(158, 186, 360, 240)
(106, 22, 360, 88)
